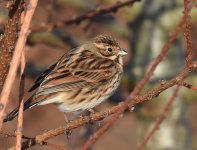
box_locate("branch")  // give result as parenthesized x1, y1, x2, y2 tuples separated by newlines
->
(32, 0, 141, 32)
(178, 81, 197, 91)
(0, 0, 24, 92)
(16, 50, 25, 150)
(17, 61, 197, 150)
(183, 0, 193, 65)
(63, 0, 141, 25)
(0, 0, 38, 131)
(134, 86, 180, 150)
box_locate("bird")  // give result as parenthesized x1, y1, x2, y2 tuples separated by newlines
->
(4, 35, 127, 122)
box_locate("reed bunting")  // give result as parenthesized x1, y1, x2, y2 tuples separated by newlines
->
(4, 35, 127, 122)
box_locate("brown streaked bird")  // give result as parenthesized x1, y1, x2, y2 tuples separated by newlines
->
(4, 35, 127, 122)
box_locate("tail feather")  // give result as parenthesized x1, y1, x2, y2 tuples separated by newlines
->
(3, 95, 38, 123)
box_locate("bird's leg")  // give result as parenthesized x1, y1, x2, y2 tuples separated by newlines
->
(64, 113, 72, 149)
(64, 113, 69, 123)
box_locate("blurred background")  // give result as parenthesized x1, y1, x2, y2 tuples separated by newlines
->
(0, 0, 197, 149)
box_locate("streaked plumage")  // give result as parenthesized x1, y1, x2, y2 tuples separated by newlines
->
(4, 35, 127, 122)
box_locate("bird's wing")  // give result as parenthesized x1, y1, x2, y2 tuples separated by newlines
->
(29, 49, 115, 96)
(28, 63, 57, 92)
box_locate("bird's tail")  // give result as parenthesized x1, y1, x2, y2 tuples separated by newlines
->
(3, 95, 38, 123)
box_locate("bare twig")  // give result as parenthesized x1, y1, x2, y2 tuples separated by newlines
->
(178, 81, 197, 91)
(16, 49, 25, 150)
(183, 0, 193, 64)
(15, 61, 197, 150)
(62, 0, 141, 25)
(32, 0, 141, 32)
(0, 0, 38, 130)
(134, 86, 180, 150)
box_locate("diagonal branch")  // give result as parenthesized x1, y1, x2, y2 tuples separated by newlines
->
(0, 0, 38, 131)
(32, 0, 141, 32)
(183, 0, 193, 65)
(0, 0, 24, 92)
(62, 0, 141, 25)
(15, 50, 26, 150)
(134, 86, 180, 150)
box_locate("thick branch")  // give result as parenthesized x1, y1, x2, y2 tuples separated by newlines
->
(0, 0, 38, 130)
(0, 0, 24, 92)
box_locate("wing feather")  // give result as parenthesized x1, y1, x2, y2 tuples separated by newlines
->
(29, 48, 116, 100)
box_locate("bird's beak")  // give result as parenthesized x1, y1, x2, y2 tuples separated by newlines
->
(119, 48, 127, 56)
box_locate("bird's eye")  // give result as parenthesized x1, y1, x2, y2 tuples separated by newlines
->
(107, 48, 113, 52)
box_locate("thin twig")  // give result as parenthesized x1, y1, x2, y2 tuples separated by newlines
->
(0, 0, 38, 130)
(32, 0, 141, 32)
(183, 0, 193, 65)
(178, 81, 197, 91)
(16, 49, 26, 149)
(134, 86, 180, 150)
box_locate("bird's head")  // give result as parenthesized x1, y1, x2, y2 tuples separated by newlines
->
(91, 35, 127, 60)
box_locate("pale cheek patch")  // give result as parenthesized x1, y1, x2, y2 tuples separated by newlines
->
(108, 55, 117, 60)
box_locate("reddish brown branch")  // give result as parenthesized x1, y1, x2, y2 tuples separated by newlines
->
(0, 132, 30, 139)
(178, 81, 197, 91)
(0, 0, 24, 92)
(16, 61, 197, 150)
(134, 86, 180, 150)
(0, 0, 38, 130)
(183, 0, 193, 64)
(32, 0, 141, 32)
(15, 50, 25, 150)
(63, 0, 141, 25)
